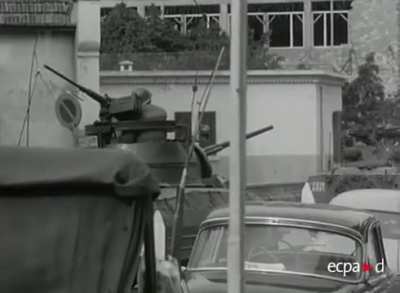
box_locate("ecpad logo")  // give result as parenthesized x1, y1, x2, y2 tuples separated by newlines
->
(327, 260, 385, 277)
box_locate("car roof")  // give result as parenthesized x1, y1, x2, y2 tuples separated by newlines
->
(331, 189, 400, 213)
(206, 201, 376, 235)
(0, 146, 160, 198)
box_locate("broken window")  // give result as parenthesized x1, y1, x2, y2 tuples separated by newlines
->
(312, 1, 351, 47)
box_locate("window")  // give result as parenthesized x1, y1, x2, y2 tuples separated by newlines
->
(163, 5, 220, 34)
(189, 224, 362, 281)
(174, 111, 216, 147)
(312, 1, 351, 47)
(367, 226, 385, 276)
(231, 3, 304, 47)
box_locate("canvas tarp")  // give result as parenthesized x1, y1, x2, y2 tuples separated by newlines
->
(0, 146, 160, 293)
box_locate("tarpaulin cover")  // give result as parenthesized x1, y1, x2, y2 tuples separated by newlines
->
(0, 146, 160, 293)
(0, 146, 160, 197)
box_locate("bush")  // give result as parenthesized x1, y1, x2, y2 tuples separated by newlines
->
(100, 3, 284, 70)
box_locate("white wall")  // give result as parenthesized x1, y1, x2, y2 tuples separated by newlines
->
(100, 70, 344, 184)
(0, 32, 76, 147)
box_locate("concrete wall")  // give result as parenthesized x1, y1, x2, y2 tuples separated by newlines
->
(0, 31, 76, 147)
(100, 70, 344, 185)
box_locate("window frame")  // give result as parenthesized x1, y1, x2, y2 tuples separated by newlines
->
(228, 11, 304, 48)
(366, 223, 387, 277)
(312, 9, 350, 48)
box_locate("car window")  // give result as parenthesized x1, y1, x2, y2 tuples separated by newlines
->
(367, 226, 385, 276)
(189, 224, 363, 281)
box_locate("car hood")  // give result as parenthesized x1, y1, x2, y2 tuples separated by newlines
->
(185, 270, 360, 293)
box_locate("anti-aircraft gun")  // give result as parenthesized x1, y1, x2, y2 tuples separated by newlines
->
(44, 64, 274, 263)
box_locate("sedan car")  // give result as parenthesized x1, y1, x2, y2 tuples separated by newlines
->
(184, 202, 398, 293)
(330, 189, 400, 274)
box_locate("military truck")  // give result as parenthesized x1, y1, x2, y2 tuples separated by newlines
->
(0, 146, 163, 293)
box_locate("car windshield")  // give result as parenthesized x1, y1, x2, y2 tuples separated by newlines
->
(189, 224, 362, 281)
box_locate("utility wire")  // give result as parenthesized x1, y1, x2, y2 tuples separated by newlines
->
(18, 35, 39, 146)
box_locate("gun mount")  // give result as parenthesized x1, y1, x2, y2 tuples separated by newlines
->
(44, 65, 150, 122)
(45, 64, 275, 263)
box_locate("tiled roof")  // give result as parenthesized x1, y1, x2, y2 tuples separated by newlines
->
(0, 0, 74, 26)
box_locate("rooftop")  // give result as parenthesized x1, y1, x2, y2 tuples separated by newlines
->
(0, 0, 74, 27)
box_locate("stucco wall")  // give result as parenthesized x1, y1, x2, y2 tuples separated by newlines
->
(100, 70, 344, 184)
(0, 31, 76, 147)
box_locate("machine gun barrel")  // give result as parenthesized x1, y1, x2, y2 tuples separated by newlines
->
(44, 65, 109, 107)
(204, 125, 274, 156)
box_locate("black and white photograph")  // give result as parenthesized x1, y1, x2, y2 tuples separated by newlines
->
(1, 0, 400, 292)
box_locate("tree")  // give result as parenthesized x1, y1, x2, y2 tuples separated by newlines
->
(100, 4, 151, 53)
(343, 52, 384, 109)
(144, 5, 188, 52)
(100, 3, 284, 69)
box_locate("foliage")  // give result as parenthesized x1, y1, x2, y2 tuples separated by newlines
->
(100, 4, 151, 53)
(341, 53, 400, 165)
(342, 53, 386, 146)
(343, 53, 385, 109)
(100, 3, 284, 69)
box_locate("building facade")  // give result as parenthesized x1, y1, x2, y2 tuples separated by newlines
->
(100, 0, 400, 95)
(0, 0, 101, 147)
(100, 70, 345, 185)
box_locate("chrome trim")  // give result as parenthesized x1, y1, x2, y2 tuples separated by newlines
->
(186, 267, 362, 284)
(189, 216, 367, 283)
(201, 216, 364, 240)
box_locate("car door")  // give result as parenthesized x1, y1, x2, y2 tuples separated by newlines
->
(365, 223, 391, 292)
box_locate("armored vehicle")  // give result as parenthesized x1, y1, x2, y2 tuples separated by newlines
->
(44, 65, 273, 264)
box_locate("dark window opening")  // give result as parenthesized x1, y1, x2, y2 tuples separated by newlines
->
(293, 14, 303, 47)
(270, 15, 290, 47)
(248, 15, 264, 41)
(327, 14, 332, 46)
(312, 1, 352, 11)
(333, 13, 348, 45)
(313, 12, 348, 46)
(333, 0, 352, 10)
(164, 5, 219, 15)
(313, 14, 324, 46)
(248, 3, 304, 13)
(312, 1, 331, 11)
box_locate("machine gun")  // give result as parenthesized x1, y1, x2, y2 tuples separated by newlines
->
(44, 65, 148, 122)
(203, 125, 274, 156)
(44, 64, 174, 146)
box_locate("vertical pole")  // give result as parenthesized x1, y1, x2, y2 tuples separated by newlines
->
(304, 0, 313, 63)
(228, 0, 247, 292)
(330, 0, 334, 46)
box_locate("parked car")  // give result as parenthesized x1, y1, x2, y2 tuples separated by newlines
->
(330, 189, 400, 274)
(184, 202, 399, 293)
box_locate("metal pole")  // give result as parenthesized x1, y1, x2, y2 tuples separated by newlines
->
(228, 0, 247, 292)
